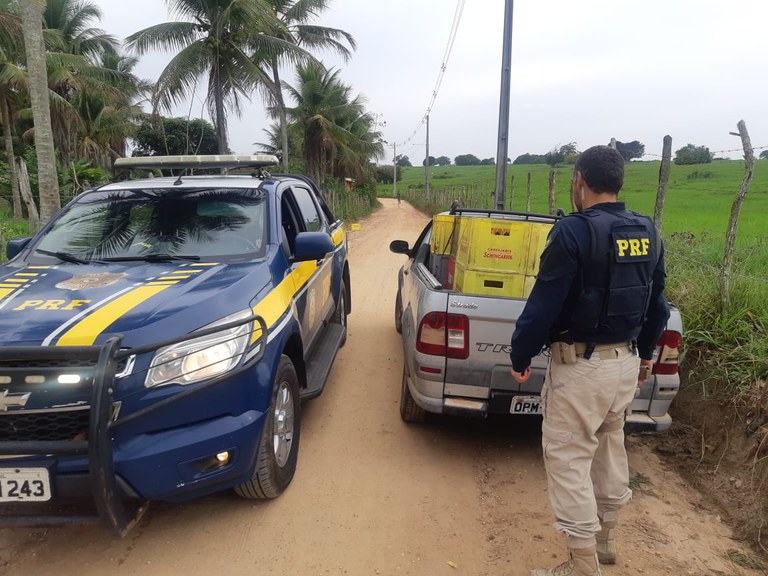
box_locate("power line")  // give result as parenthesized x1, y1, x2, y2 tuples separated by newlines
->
(642, 144, 768, 159)
(392, 0, 466, 150)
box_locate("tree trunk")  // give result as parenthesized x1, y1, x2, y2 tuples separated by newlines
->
(19, 0, 60, 224)
(212, 68, 229, 154)
(272, 60, 289, 171)
(0, 88, 22, 218)
(16, 157, 40, 234)
(719, 120, 755, 313)
(654, 135, 672, 230)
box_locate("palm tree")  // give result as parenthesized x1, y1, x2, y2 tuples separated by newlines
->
(19, 0, 60, 222)
(259, 0, 355, 171)
(38, 0, 129, 167)
(285, 62, 383, 186)
(0, 0, 24, 217)
(127, 0, 284, 154)
(42, 0, 117, 63)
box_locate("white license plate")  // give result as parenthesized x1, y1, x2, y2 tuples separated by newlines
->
(0, 468, 51, 502)
(510, 396, 543, 415)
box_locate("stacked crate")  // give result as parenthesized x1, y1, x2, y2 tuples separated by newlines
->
(430, 214, 458, 287)
(452, 217, 553, 298)
(428, 213, 553, 297)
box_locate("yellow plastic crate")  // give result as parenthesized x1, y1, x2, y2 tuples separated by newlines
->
(524, 221, 554, 275)
(431, 214, 457, 255)
(455, 218, 531, 273)
(453, 264, 536, 299)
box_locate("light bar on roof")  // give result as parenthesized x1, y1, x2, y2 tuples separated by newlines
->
(114, 154, 280, 171)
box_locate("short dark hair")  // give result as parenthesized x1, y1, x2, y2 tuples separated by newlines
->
(574, 145, 624, 194)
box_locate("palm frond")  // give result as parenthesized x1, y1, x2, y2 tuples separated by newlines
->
(153, 40, 211, 112)
(126, 21, 201, 55)
(295, 24, 355, 58)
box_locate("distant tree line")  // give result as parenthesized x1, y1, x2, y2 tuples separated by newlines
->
(392, 154, 506, 168)
(381, 140, 723, 183)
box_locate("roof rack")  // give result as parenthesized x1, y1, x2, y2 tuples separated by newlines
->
(113, 154, 280, 172)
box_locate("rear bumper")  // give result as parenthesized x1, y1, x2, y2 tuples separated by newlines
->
(407, 367, 674, 433)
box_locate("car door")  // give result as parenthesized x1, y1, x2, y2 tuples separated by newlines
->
(280, 185, 334, 354)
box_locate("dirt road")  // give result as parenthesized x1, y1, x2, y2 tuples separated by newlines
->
(0, 199, 760, 575)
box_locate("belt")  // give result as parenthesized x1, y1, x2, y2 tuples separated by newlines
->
(574, 341, 633, 360)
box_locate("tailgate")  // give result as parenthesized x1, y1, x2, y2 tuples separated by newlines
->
(443, 293, 548, 404)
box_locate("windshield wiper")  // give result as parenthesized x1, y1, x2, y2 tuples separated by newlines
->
(102, 254, 201, 262)
(35, 248, 91, 265)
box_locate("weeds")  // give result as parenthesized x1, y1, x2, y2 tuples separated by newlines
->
(728, 549, 767, 571)
(629, 472, 651, 493)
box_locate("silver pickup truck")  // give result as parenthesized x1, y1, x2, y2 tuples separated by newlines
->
(390, 207, 682, 433)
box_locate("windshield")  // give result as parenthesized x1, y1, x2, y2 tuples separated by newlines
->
(34, 187, 267, 261)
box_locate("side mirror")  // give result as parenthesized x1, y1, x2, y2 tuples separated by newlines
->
(294, 232, 335, 262)
(6, 237, 31, 261)
(389, 240, 410, 255)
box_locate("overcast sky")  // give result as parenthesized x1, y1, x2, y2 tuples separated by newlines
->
(96, 0, 768, 162)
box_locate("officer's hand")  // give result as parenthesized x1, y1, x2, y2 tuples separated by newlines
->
(511, 367, 531, 384)
(638, 359, 653, 383)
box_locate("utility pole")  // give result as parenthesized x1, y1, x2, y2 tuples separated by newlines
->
(494, 0, 514, 211)
(393, 142, 397, 199)
(425, 115, 431, 200)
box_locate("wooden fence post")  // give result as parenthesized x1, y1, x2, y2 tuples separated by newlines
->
(548, 170, 556, 215)
(654, 135, 672, 230)
(720, 120, 755, 312)
(509, 174, 514, 211)
(526, 172, 532, 212)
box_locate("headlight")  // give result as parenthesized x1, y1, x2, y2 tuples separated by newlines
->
(145, 310, 253, 388)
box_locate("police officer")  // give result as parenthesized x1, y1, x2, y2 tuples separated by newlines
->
(510, 145, 669, 576)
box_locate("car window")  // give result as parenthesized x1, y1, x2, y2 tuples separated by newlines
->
(291, 187, 323, 232)
(34, 188, 267, 261)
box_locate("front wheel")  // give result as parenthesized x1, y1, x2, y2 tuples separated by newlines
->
(400, 365, 426, 423)
(236, 356, 301, 499)
(394, 289, 403, 334)
(333, 278, 348, 346)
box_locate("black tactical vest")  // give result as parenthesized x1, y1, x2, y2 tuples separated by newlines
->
(567, 208, 658, 342)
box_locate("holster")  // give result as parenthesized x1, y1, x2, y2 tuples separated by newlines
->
(550, 341, 578, 365)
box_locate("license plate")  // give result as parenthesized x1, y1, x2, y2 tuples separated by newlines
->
(510, 395, 543, 415)
(0, 468, 51, 502)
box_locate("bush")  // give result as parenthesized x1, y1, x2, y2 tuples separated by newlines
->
(674, 144, 713, 165)
(374, 165, 401, 184)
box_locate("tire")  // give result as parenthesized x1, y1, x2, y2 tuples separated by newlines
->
(332, 278, 348, 347)
(400, 365, 426, 423)
(236, 356, 301, 499)
(394, 289, 403, 334)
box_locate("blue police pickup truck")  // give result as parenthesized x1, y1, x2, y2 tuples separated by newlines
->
(0, 155, 350, 535)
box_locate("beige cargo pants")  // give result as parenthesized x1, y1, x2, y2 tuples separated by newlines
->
(541, 343, 640, 547)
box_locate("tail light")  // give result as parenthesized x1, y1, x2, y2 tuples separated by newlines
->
(653, 330, 682, 375)
(416, 312, 469, 359)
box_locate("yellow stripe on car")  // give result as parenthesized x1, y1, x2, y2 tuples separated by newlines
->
(56, 285, 173, 346)
(331, 227, 345, 246)
(0, 288, 16, 300)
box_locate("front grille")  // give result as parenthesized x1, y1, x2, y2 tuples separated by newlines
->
(0, 410, 90, 442)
